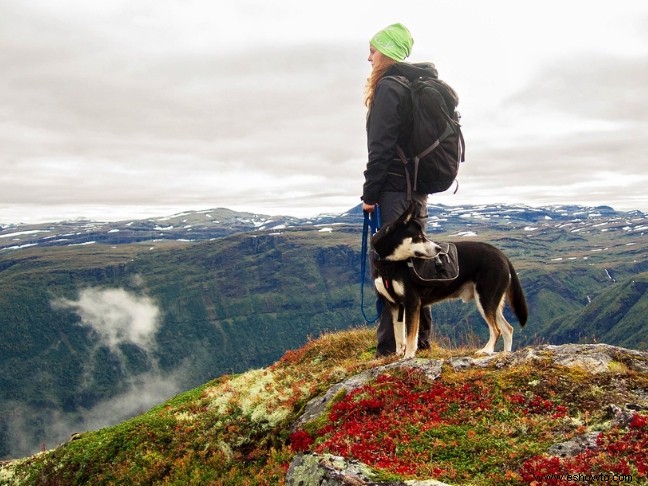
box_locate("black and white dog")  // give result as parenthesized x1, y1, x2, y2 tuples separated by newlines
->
(370, 202, 528, 359)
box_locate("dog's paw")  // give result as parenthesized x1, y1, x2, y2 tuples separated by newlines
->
(475, 348, 495, 356)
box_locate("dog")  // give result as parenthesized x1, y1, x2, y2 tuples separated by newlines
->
(370, 202, 528, 358)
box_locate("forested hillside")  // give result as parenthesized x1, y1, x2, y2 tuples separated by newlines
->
(0, 204, 646, 459)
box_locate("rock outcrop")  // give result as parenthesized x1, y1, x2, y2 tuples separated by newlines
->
(286, 344, 648, 485)
(286, 453, 452, 485)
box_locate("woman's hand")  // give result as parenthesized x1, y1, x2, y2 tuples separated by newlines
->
(362, 202, 376, 213)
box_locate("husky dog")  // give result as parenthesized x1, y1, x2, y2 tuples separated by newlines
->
(370, 203, 528, 358)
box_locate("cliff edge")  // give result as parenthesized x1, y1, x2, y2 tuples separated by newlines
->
(1, 330, 646, 485)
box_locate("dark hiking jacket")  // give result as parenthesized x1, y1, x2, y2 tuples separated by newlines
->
(362, 62, 439, 205)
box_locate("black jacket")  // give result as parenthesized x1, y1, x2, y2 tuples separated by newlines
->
(362, 62, 439, 205)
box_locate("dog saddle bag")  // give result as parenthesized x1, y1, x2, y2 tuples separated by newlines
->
(407, 242, 459, 284)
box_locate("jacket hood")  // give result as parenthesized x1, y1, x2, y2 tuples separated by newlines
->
(386, 62, 438, 81)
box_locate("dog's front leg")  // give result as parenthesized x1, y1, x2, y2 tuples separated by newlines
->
(392, 305, 406, 356)
(404, 301, 421, 359)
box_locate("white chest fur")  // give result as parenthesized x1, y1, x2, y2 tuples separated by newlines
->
(374, 277, 405, 303)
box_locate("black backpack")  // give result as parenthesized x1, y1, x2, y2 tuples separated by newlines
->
(390, 75, 465, 195)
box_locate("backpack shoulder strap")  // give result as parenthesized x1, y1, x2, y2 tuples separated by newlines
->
(383, 74, 411, 89)
(396, 145, 413, 202)
(385, 75, 415, 202)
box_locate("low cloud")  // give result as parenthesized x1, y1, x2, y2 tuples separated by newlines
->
(52, 287, 160, 352)
(4, 368, 185, 458)
(2, 286, 183, 459)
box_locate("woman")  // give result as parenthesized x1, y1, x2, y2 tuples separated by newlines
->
(361, 23, 437, 356)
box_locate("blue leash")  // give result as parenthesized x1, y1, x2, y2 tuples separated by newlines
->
(360, 206, 383, 323)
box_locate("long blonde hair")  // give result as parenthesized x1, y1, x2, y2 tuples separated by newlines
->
(364, 56, 397, 108)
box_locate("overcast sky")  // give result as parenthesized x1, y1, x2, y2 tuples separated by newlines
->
(1, 1, 647, 224)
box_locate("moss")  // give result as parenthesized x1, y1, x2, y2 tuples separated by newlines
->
(2, 334, 646, 486)
(608, 360, 630, 374)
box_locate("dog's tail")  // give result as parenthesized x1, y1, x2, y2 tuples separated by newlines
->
(507, 260, 528, 327)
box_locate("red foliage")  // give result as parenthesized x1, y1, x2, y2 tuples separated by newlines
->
(274, 347, 309, 367)
(508, 393, 569, 419)
(289, 429, 314, 453)
(520, 412, 648, 482)
(290, 369, 648, 483)
(292, 370, 501, 478)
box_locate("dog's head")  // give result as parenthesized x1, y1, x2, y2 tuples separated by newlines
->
(371, 202, 441, 261)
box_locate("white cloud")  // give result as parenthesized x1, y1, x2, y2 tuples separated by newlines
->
(52, 287, 160, 352)
(4, 285, 185, 459)
(4, 369, 185, 458)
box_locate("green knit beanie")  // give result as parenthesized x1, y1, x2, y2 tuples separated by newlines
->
(370, 23, 414, 62)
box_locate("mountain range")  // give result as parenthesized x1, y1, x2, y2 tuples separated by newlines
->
(0, 203, 646, 460)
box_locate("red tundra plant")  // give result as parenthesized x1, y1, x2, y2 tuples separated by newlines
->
(289, 429, 314, 453)
(290, 368, 573, 482)
(520, 412, 648, 482)
(507, 393, 569, 419)
(311, 370, 471, 478)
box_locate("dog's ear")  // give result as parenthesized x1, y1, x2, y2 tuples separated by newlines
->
(398, 201, 419, 225)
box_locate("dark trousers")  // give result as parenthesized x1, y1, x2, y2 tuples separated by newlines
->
(376, 303, 433, 356)
(375, 191, 432, 356)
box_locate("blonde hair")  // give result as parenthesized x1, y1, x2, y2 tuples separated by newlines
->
(364, 56, 397, 107)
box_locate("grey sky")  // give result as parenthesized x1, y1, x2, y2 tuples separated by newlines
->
(1, 0, 647, 223)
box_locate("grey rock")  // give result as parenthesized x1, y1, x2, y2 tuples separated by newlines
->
(293, 359, 442, 432)
(288, 344, 648, 485)
(547, 432, 599, 457)
(286, 453, 452, 486)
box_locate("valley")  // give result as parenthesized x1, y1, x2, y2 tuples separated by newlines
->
(0, 203, 646, 459)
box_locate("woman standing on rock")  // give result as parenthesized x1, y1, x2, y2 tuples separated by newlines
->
(361, 23, 437, 356)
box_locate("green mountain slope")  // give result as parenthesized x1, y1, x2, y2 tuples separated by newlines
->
(0, 229, 365, 459)
(544, 272, 648, 349)
(1, 330, 646, 485)
(0, 208, 646, 460)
